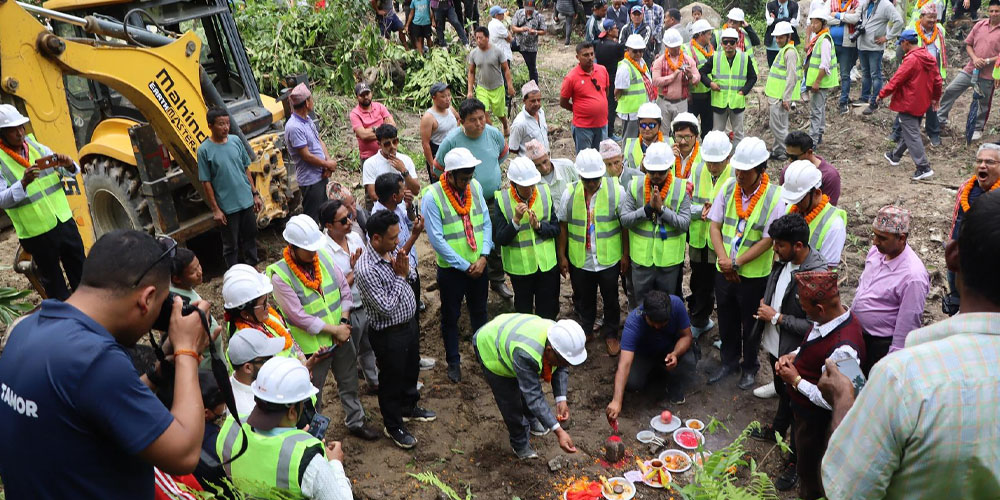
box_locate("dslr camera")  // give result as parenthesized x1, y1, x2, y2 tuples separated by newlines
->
(850, 23, 866, 43)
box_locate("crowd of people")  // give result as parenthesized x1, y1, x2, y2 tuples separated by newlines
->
(2, 0, 1000, 499)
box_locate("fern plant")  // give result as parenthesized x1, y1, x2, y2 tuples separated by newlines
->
(670, 422, 780, 500)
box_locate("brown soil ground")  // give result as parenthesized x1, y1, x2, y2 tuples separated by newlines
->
(0, 15, 977, 500)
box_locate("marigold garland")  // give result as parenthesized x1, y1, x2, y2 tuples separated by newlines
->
(283, 245, 322, 291)
(235, 307, 294, 351)
(692, 39, 714, 59)
(805, 28, 830, 56)
(674, 140, 699, 179)
(916, 20, 940, 46)
(624, 52, 648, 75)
(644, 172, 673, 204)
(0, 142, 30, 169)
(734, 173, 769, 219)
(832, 0, 853, 13)
(960, 175, 1000, 212)
(510, 185, 537, 208)
(663, 50, 683, 71)
(439, 173, 473, 215)
(790, 194, 829, 223)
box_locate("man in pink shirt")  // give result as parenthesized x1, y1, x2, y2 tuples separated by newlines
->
(350, 83, 397, 164)
(850, 206, 929, 375)
(652, 28, 699, 127)
(560, 42, 611, 152)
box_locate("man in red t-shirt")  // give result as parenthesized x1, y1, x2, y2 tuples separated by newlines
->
(560, 42, 611, 153)
(350, 83, 397, 164)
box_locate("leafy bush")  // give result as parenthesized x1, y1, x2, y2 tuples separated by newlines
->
(0, 287, 32, 327)
(670, 422, 782, 500)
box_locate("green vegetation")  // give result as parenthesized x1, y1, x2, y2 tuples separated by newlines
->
(0, 287, 32, 327)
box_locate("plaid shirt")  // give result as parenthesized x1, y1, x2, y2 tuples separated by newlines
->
(354, 243, 416, 330)
(642, 3, 664, 40)
(822, 312, 1000, 499)
(512, 8, 546, 52)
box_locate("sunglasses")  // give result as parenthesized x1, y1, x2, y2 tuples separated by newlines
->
(639, 122, 660, 130)
(721, 39, 737, 46)
(591, 78, 602, 92)
(335, 215, 353, 225)
(133, 235, 178, 287)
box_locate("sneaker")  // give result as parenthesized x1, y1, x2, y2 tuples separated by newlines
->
(529, 419, 551, 436)
(862, 103, 877, 115)
(606, 337, 621, 356)
(972, 130, 983, 141)
(851, 100, 868, 107)
(753, 381, 777, 399)
(691, 319, 715, 339)
(775, 461, 799, 491)
(447, 363, 462, 383)
(912, 168, 934, 181)
(838, 103, 849, 114)
(384, 427, 417, 449)
(884, 152, 900, 166)
(403, 406, 437, 422)
(419, 357, 436, 370)
(513, 444, 539, 459)
(749, 424, 779, 442)
(930, 136, 942, 147)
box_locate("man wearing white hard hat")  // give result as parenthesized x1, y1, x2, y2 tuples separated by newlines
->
(804, 9, 839, 147)
(687, 19, 717, 138)
(621, 142, 691, 301)
(686, 131, 733, 338)
(421, 147, 494, 383)
(713, 8, 761, 54)
(557, 149, 627, 355)
(706, 137, 786, 390)
(764, 0, 801, 67)
(267, 214, 379, 441)
(652, 28, 700, 127)
(764, 21, 800, 161)
(780, 160, 846, 268)
(0, 104, 85, 300)
(216, 357, 353, 499)
(699, 27, 758, 143)
(670, 112, 702, 180)
(473, 313, 587, 459)
(623, 102, 665, 171)
(227, 328, 288, 417)
(495, 157, 561, 319)
(615, 30, 655, 139)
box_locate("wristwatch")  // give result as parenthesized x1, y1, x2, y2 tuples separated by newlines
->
(340, 317, 350, 325)
(732, 262, 741, 273)
(771, 314, 781, 326)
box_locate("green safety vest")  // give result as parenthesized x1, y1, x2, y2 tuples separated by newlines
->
(0, 134, 73, 239)
(764, 43, 802, 100)
(616, 60, 648, 114)
(627, 175, 688, 267)
(713, 27, 755, 55)
(717, 178, 782, 278)
(623, 137, 652, 171)
(804, 32, 840, 88)
(427, 180, 486, 268)
(496, 184, 557, 275)
(709, 50, 749, 110)
(474, 313, 554, 378)
(266, 249, 342, 354)
(566, 178, 623, 268)
(688, 163, 733, 249)
(216, 416, 326, 499)
(915, 21, 947, 79)
(686, 41, 714, 94)
(788, 202, 847, 260)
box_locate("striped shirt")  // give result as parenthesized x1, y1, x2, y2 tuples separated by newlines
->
(821, 312, 1000, 499)
(355, 243, 416, 330)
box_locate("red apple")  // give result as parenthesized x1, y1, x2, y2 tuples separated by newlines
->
(660, 410, 672, 423)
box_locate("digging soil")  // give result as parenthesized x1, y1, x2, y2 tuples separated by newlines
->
(0, 17, 976, 499)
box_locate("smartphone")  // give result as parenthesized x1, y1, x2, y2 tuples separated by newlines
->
(314, 345, 336, 358)
(834, 357, 867, 394)
(307, 413, 331, 440)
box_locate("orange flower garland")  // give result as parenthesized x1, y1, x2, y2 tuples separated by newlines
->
(234, 307, 295, 351)
(805, 28, 830, 56)
(439, 173, 472, 215)
(663, 50, 683, 71)
(960, 176, 1000, 212)
(916, 21, 940, 46)
(790, 194, 829, 223)
(0, 142, 30, 169)
(674, 141, 700, 179)
(644, 172, 673, 204)
(625, 52, 648, 75)
(734, 173, 769, 219)
(510, 185, 537, 208)
(692, 40, 714, 59)
(283, 245, 322, 291)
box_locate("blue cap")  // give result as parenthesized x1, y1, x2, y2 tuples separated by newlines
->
(602, 18, 616, 30)
(489, 5, 506, 16)
(630, 5, 643, 13)
(899, 28, 918, 43)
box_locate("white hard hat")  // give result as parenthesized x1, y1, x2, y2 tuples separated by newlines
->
(643, 142, 674, 171)
(443, 147, 482, 172)
(690, 19, 713, 35)
(701, 131, 733, 162)
(575, 148, 607, 179)
(282, 214, 325, 251)
(548, 319, 587, 365)
(625, 34, 647, 50)
(671, 112, 699, 130)
(251, 357, 319, 404)
(809, 8, 830, 22)
(720, 28, 740, 41)
(637, 102, 662, 120)
(780, 160, 823, 204)
(222, 264, 273, 309)
(727, 7, 745, 22)
(507, 157, 541, 186)
(228, 328, 286, 365)
(663, 28, 683, 48)
(772, 21, 794, 37)
(0, 104, 29, 129)
(730, 137, 770, 171)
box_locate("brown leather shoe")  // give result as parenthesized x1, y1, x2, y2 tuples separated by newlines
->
(606, 337, 621, 357)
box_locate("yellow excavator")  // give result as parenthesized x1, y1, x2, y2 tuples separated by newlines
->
(0, 0, 298, 295)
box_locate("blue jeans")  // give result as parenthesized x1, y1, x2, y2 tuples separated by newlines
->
(571, 125, 606, 152)
(859, 49, 883, 104)
(836, 45, 859, 105)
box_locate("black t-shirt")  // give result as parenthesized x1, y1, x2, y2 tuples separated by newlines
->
(594, 38, 626, 90)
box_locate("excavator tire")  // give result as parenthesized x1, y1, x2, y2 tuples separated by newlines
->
(83, 156, 153, 237)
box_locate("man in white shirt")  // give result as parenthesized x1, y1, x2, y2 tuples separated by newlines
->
(488, 6, 513, 63)
(361, 124, 420, 208)
(227, 328, 286, 417)
(509, 80, 549, 155)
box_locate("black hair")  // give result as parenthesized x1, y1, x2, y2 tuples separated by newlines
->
(691, 5, 702, 12)
(200, 369, 226, 409)
(642, 290, 672, 323)
(959, 190, 1000, 305)
(785, 130, 814, 152)
(170, 247, 196, 278)
(318, 199, 346, 226)
(458, 98, 487, 120)
(576, 41, 594, 54)
(769, 213, 810, 247)
(474, 26, 489, 38)
(206, 108, 228, 127)
(990, 0, 999, 6)
(367, 209, 400, 238)
(375, 172, 404, 203)
(672, 122, 699, 137)
(667, 8, 681, 20)
(753, 162, 768, 174)
(80, 230, 171, 292)
(375, 124, 398, 142)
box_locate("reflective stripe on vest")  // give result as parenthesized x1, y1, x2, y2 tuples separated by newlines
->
(566, 177, 623, 267)
(217, 416, 324, 498)
(623, 137, 645, 171)
(496, 184, 557, 275)
(710, 50, 748, 109)
(429, 180, 486, 268)
(687, 42, 712, 94)
(265, 250, 342, 354)
(718, 178, 782, 278)
(616, 60, 648, 114)
(688, 163, 732, 249)
(804, 33, 840, 88)
(799, 203, 847, 255)
(764, 44, 803, 100)
(0, 135, 73, 239)
(473, 313, 553, 378)
(627, 175, 688, 267)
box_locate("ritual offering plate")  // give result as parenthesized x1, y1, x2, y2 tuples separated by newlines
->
(673, 428, 705, 450)
(649, 414, 681, 433)
(601, 477, 636, 500)
(658, 449, 692, 473)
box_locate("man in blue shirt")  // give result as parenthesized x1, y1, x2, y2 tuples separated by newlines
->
(605, 291, 695, 420)
(0, 230, 210, 499)
(285, 84, 339, 221)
